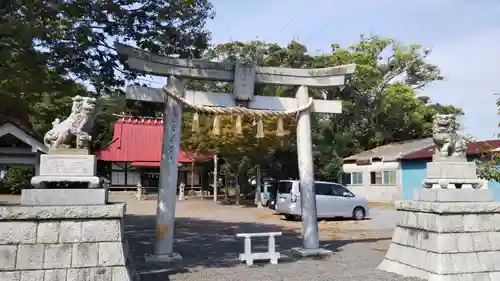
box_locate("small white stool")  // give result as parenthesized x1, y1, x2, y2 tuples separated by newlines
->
(236, 232, 282, 266)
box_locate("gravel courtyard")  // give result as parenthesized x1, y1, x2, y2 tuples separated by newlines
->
(106, 193, 422, 281)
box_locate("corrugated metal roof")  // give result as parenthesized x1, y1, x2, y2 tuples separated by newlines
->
(96, 118, 213, 164)
(344, 138, 434, 162)
(402, 139, 500, 160)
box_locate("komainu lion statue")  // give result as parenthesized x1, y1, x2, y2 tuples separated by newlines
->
(432, 114, 467, 158)
(44, 95, 97, 149)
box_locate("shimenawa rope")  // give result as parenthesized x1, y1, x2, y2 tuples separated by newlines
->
(162, 86, 313, 117)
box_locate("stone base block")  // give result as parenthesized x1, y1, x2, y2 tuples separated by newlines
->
(39, 154, 96, 177)
(145, 252, 183, 264)
(0, 204, 138, 281)
(426, 161, 477, 180)
(379, 200, 500, 280)
(21, 188, 108, 206)
(413, 188, 493, 202)
(291, 247, 332, 257)
(378, 259, 500, 281)
(48, 148, 90, 155)
(31, 175, 102, 188)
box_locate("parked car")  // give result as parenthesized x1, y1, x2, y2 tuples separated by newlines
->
(275, 180, 369, 220)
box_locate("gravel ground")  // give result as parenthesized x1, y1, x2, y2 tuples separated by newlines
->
(108, 193, 422, 281)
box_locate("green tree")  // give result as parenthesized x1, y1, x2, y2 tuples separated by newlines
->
(475, 95, 500, 182)
(0, 166, 33, 194)
(2, 0, 214, 90)
(2, 0, 214, 149)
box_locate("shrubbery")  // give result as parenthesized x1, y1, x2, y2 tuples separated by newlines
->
(0, 166, 34, 194)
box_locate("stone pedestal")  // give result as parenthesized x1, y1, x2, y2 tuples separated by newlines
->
(423, 161, 483, 189)
(378, 189, 500, 281)
(0, 204, 139, 281)
(21, 188, 108, 205)
(31, 150, 102, 188)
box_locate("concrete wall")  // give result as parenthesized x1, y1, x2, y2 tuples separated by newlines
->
(401, 158, 500, 201)
(342, 161, 401, 203)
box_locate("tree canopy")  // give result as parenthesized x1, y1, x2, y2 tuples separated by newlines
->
(1, 0, 215, 147)
(179, 36, 462, 182)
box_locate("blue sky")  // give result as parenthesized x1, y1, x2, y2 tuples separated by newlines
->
(147, 0, 500, 140)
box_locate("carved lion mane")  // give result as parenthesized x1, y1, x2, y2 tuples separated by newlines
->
(43, 95, 97, 149)
(432, 114, 466, 158)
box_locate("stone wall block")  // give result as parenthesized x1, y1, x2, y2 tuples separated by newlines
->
(37, 222, 60, 243)
(67, 268, 90, 281)
(72, 243, 98, 268)
(477, 251, 498, 272)
(471, 232, 491, 251)
(436, 233, 460, 253)
(44, 244, 72, 269)
(112, 266, 132, 281)
(0, 245, 17, 270)
(90, 267, 112, 281)
(435, 214, 464, 233)
(44, 269, 67, 281)
(406, 211, 417, 226)
(396, 211, 407, 226)
(0, 222, 37, 244)
(20, 270, 44, 281)
(59, 221, 82, 243)
(390, 227, 405, 244)
(98, 242, 126, 266)
(489, 213, 500, 230)
(0, 271, 20, 281)
(82, 220, 120, 242)
(16, 244, 44, 270)
(489, 232, 500, 250)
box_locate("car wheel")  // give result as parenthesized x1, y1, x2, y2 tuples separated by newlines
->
(284, 214, 295, 221)
(352, 207, 365, 220)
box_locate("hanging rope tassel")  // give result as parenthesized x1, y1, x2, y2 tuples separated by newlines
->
(191, 112, 200, 133)
(234, 115, 242, 135)
(212, 115, 221, 135)
(256, 117, 264, 139)
(276, 116, 285, 137)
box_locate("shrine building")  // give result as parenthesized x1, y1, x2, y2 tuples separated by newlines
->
(96, 118, 214, 191)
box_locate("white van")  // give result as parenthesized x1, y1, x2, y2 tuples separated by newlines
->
(275, 180, 369, 220)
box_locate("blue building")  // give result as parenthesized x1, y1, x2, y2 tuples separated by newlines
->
(401, 139, 500, 200)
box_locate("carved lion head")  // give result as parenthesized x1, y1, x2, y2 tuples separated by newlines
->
(72, 95, 97, 115)
(434, 114, 457, 131)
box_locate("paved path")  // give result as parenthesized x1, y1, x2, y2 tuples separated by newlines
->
(109, 193, 422, 281)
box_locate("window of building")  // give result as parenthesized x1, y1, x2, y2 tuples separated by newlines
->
(341, 173, 351, 185)
(370, 171, 383, 185)
(341, 172, 363, 185)
(383, 170, 397, 185)
(370, 170, 396, 185)
(352, 172, 363, 185)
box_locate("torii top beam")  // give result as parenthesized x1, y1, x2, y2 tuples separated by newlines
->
(115, 43, 356, 88)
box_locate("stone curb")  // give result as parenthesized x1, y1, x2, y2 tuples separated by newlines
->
(0, 203, 126, 220)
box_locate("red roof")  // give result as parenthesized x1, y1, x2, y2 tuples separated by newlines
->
(96, 118, 214, 165)
(402, 139, 500, 160)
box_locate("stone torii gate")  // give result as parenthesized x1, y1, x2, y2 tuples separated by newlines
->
(115, 43, 356, 262)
